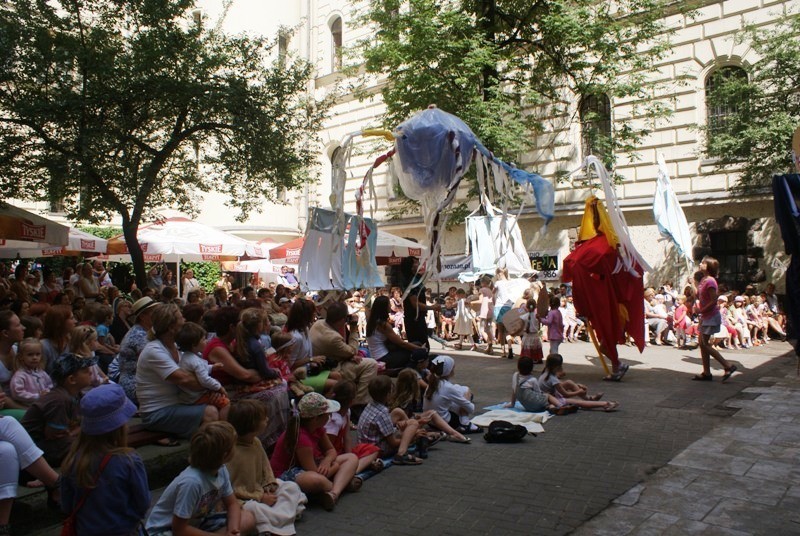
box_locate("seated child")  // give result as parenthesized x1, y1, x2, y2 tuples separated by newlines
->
(145, 421, 256, 536)
(325, 380, 383, 474)
(267, 332, 314, 399)
(176, 322, 230, 420)
(20, 354, 94, 466)
(226, 400, 307, 536)
(539, 354, 619, 412)
(392, 369, 469, 443)
(504, 357, 560, 413)
(269, 392, 360, 511)
(60, 383, 149, 536)
(357, 376, 424, 465)
(422, 355, 481, 434)
(68, 325, 109, 388)
(10, 338, 53, 406)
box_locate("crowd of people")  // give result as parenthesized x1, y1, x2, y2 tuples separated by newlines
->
(0, 255, 790, 535)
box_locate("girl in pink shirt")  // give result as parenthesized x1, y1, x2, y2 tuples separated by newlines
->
(539, 295, 564, 356)
(10, 338, 53, 406)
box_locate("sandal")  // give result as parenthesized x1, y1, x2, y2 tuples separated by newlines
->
(156, 437, 180, 447)
(605, 363, 629, 382)
(321, 491, 338, 511)
(603, 401, 620, 412)
(722, 365, 738, 382)
(427, 431, 447, 447)
(589, 392, 604, 401)
(460, 422, 482, 434)
(369, 459, 385, 473)
(550, 404, 578, 415)
(691, 373, 712, 381)
(393, 453, 423, 465)
(446, 435, 471, 444)
(346, 476, 363, 493)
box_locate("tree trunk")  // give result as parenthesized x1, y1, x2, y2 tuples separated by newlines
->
(477, 0, 499, 102)
(121, 215, 147, 290)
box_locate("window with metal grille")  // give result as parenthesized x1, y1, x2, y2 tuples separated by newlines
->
(705, 66, 748, 140)
(579, 94, 612, 165)
(709, 230, 748, 289)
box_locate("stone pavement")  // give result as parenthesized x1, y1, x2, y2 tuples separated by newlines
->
(29, 337, 797, 535)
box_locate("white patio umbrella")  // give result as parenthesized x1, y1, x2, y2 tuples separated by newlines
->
(0, 203, 69, 246)
(99, 217, 264, 263)
(0, 227, 107, 258)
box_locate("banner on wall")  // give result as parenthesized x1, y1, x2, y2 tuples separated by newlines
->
(433, 254, 473, 281)
(529, 250, 560, 280)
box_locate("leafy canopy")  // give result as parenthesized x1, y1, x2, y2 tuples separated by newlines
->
(356, 0, 677, 168)
(0, 0, 327, 285)
(702, 14, 800, 191)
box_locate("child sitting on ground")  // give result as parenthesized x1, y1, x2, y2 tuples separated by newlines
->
(60, 383, 149, 536)
(504, 357, 562, 413)
(422, 355, 481, 434)
(269, 392, 360, 511)
(10, 338, 53, 406)
(145, 421, 256, 536)
(324, 380, 384, 474)
(539, 354, 619, 412)
(519, 300, 543, 363)
(20, 354, 94, 467)
(226, 400, 307, 536)
(358, 375, 425, 465)
(267, 332, 315, 399)
(176, 322, 231, 420)
(392, 369, 469, 444)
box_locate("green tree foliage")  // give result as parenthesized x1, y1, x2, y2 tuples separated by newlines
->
(701, 15, 800, 191)
(0, 0, 327, 287)
(180, 261, 220, 292)
(356, 0, 677, 169)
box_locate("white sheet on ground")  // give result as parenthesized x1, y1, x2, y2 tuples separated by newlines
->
(471, 409, 549, 434)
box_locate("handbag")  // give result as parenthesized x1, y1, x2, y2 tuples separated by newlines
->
(61, 454, 112, 536)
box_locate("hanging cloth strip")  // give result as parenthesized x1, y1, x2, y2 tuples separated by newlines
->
(342, 214, 385, 290)
(297, 208, 344, 291)
(653, 153, 693, 264)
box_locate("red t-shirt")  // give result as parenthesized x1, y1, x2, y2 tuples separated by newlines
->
(270, 426, 325, 477)
(201, 337, 236, 385)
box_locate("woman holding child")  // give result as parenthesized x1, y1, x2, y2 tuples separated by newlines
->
(202, 307, 289, 448)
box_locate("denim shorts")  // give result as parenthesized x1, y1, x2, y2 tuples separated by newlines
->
(280, 466, 305, 482)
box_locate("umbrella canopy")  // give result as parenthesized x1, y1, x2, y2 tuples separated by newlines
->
(0, 228, 107, 258)
(653, 154, 692, 263)
(100, 217, 262, 262)
(272, 231, 426, 266)
(0, 203, 69, 246)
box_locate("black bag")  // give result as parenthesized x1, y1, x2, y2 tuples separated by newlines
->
(483, 420, 529, 443)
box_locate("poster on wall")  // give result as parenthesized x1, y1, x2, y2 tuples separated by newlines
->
(529, 250, 560, 280)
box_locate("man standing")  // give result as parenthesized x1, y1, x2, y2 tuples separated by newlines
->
(309, 301, 377, 406)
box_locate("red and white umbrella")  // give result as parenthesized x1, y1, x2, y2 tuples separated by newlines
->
(0, 227, 107, 258)
(99, 217, 263, 262)
(0, 203, 69, 246)
(270, 231, 425, 266)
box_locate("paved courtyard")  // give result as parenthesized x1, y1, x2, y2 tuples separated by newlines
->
(29, 338, 797, 535)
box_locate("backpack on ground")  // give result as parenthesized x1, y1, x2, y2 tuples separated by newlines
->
(483, 420, 529, 443)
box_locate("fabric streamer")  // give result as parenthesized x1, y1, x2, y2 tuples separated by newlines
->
(653, 153, 693, 263)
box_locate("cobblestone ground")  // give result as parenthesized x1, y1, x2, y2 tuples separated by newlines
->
(29, 338, 795, 536)
(293, 339, 794, 535)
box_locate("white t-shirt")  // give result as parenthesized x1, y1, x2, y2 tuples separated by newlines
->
(288, 330, 312, 368)
(422, 378, 474, 421)
(178, 351, 221, 404)
(366, 329, 389, 360)
(136, 340, 183, 413)
(494, 279, 517, 308)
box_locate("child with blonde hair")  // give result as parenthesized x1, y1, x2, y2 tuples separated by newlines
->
(68, 325, 109, 387)
(227, 400, 307, 535)
(10, 338, 53, 406)
(146, 422, 256, 535)
(268, 331, 315, 399)
(176, 322, 231, 420)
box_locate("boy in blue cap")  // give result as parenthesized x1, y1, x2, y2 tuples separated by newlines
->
(20, 354, 94, 466)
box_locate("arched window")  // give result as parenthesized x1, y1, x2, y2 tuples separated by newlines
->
(579, 94, 612, 164)
(705, 65, 748, 141)
(329, 16, 343, 72)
